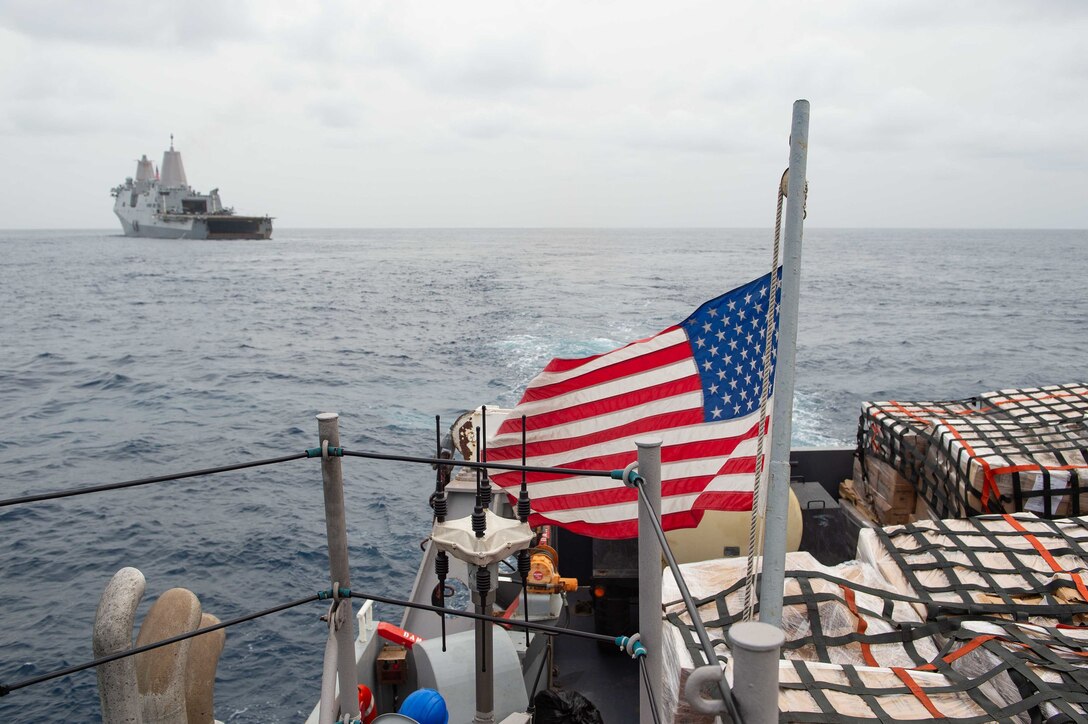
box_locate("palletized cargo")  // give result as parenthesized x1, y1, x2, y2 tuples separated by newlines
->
(856, 513, 1088, 625)
(857, 384, 1088, 518)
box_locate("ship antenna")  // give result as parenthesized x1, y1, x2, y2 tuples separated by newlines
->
(432, 415, 448, 523)
(517, 414, 532, 646)
(479, 407, 492, 508)
(169, 133, 174, 150)
(472, 425, 486, 539)
(432, 414, 449, 651)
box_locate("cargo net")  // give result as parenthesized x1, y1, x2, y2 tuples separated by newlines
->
(661, 517, 1088, 723)
(855, 383, 1088, 521)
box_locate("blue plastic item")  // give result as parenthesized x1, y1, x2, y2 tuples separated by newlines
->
(398, 688, 449, 724)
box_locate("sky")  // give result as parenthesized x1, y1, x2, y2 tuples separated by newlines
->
(0, 0, 1085, 229)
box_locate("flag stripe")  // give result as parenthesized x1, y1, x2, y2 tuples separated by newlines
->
(527, 489, 756, 527)
(492, 372, 702, 441)
(491, 415, 761, 479)
(488, 404, 704, 462)
(524, 327, 687, 388)
(492, 360, 700, 443)
(519, 336, 690, 403)
(522, 458, 760, 513)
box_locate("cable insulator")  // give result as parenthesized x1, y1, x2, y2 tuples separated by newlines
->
(479, 479, 492, 508)
(517, 489, 531, 523)
(476, 567, 491, 596)
(517, 549, 531, 579)
(435, 550, 449, 580)
(472, 505, 486, 538)
(432, 494, 447, 522)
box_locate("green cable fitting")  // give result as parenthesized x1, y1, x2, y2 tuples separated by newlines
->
(610, 468, 644, 486)
(305, 446, 344, 458)
(317, 587, 352, 600)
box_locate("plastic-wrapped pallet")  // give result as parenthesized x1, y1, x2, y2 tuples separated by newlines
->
(935, 619, 1088, 721)
(857, 399, 981, 518)
(857, 385, 1088, 519)
(928, 413, 1088, 517)
(981, 384, 1088, 427)
(659, 552, 945, 723)
(856, 513, 1088, 625)
(860, 399, 980, 462)
(777, 659, 1023, 722)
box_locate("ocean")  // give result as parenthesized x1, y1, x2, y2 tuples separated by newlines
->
(0, 227, 1085, 721)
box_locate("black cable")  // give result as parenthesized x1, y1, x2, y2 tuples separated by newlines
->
(639, 657, 663, 724)
(0, 594, 319, 697)
(0, 452, 308, 508)
(341, 448, 615, 478)
(0, 448, 614, 510)
(348, 591, 616, 643)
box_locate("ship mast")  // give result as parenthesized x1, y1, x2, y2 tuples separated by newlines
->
(757, 100, 810, 626)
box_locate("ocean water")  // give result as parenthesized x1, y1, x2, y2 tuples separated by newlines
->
(0, 227, 1085, 721)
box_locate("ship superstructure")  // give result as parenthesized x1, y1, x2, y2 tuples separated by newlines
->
(111, 137, 272, 239)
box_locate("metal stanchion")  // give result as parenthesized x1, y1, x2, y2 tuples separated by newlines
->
(316, 412, 360, 720)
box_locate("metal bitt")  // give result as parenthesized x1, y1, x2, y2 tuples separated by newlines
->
(758, 100, 810, 627)
(729, 622, 785, 724)
(636, 440, 663, 724)
(316, 413, 360, 720)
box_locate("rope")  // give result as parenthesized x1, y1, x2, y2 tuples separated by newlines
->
(742, 168, 787, 622)
(0, 452, 308, 508)
(0, 594, 320, 697)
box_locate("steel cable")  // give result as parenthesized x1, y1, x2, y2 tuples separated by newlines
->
(0, 452, 308, 508)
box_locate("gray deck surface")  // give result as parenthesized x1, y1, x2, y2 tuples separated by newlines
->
(549, 588, 639, 722)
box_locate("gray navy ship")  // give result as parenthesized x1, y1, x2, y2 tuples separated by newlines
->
(111, 137, 272, 239)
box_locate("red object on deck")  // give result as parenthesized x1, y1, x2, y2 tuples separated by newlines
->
(376, 621, 424, 648)
(357, 684, 377, 723)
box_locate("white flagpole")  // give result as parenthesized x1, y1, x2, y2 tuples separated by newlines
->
(758, 100, 810, 626)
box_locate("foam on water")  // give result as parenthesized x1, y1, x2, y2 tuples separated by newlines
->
(0, 227, 1085, 722)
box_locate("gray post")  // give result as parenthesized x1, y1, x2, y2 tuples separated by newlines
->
(758, 99, 810, 626)
(729, 621, 785, 723)
(472, 564, 497, 724)
(316, 412, 360, 719)
(636, 439, 663, 724)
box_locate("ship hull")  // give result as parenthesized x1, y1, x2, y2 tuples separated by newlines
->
(111, 143, 273, 240)
(116, 212, 272, 240)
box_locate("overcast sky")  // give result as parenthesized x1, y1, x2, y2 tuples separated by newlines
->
(0, 0, 1085, 229)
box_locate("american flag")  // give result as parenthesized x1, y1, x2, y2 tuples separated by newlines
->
(486, 271, 781, 539)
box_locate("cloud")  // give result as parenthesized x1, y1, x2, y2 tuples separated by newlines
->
(308, 96, 365, 130)
(419, 36, 589, 96)
(600, 105, 765, 156)
(0, 0, 256, 48)
(0, 0, 1086, 228)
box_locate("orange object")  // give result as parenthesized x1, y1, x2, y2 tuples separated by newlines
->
(357, 684, 377, 724)
(527, 544, 578, 594)
(376, 621, 424, 648)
